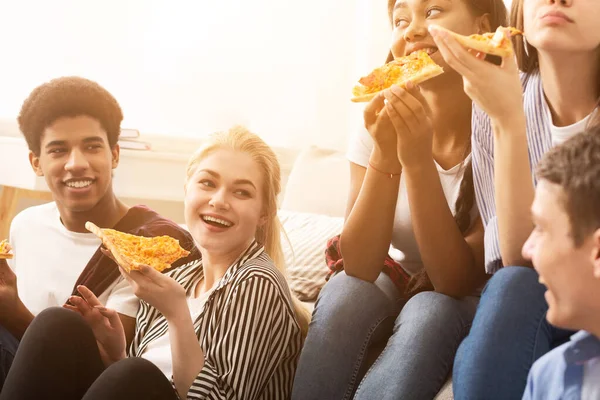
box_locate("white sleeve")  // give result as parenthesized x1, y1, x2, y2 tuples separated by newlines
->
(104, 277, 140, 318)
(346, 126, 374, 168)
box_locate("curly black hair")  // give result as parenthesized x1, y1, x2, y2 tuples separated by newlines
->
(18, 76, 123, 155)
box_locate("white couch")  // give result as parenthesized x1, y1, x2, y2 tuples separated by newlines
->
(278, 146, 454, 400)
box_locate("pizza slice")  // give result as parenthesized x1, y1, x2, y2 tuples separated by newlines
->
(351, 50, 444, 103)
(0, 240, 13, 259)
(435, 25, 523, 58)
(85, 221, 191, 273)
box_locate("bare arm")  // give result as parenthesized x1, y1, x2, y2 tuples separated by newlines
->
(403, 159, 486, 297)
(0, 259, 34, 339)
(341, 156, 401, 282)
(167, 310, 205, 399)
(492, 116, 534, 267)
(340, 94, 403, 282)
(1, 301, 34, 340)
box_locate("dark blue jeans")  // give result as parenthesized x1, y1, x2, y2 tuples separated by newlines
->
(453, 266, 574, 400)
(292, 271, 478, 400)
(0, 323, 19, 390)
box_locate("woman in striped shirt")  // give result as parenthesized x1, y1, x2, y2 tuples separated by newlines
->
(430, 0, 600, 398)
(0, 126, 309, 400)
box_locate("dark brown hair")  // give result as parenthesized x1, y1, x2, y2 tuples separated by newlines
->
(510, 0, 600, 127)
(536, 125, 600, 246)
(385, 0, 508, 293)
(18, 76, 123, 156)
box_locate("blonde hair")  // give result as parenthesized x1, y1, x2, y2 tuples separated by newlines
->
(185, 125, 311, 337)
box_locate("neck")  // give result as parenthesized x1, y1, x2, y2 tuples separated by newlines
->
(199, 239, 252, 292)
(57, 188, 129, 233)
(538, 51, 599, 126)
(422, 73, 473, 166)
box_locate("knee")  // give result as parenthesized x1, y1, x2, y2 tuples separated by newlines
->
(31, 307, 85, 333)
(398, 292, 468, 330)
(312, 272, 395, 329)
(485, 266, 539, 294)
(107, 357, 164, 380)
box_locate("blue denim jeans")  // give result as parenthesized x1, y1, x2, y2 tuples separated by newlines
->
(453, 266, 574, 400)
(292, 272, 478, 400)
(0, 323, 19, 390)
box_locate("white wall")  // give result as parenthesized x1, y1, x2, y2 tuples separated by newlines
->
(0, 0, 514, 151)
(0, 0, 367, 151)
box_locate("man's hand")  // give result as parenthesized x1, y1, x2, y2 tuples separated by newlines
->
(0, 259, 19, 316)
(0, 259, 33, 339)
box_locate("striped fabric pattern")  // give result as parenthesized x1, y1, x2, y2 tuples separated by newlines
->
(129, 241, 303, 399)
(472, 71, 553, 273)
(279, 210, 344, 301)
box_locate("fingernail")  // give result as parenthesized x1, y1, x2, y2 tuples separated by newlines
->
(406, 81, 414, 90)
(94, 305, 107, 312)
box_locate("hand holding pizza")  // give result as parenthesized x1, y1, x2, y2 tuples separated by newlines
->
(363, 93, 403, 171)
(104, 248, 188, 322)
(429, 25, 525, 124)
(65, 285, 127, 366)
(383, 83, 434, 169)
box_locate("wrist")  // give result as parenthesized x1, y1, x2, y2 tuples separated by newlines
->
(491, 111, 527, 139)
(370, 147, 402, 175)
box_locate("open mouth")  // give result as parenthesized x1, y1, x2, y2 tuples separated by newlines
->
(409, 47, 438, 57)
(201, 215, 233, 228)
(63, 179, 95, 189)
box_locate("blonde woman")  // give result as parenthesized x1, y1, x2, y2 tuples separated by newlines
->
(0, 126, 309, 400)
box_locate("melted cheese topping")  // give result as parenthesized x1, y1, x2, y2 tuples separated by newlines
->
(101, 229, 190, 271)
(353, 51, 441, 96)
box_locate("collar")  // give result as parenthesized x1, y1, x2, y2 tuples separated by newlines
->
(564, 331, 600, 365)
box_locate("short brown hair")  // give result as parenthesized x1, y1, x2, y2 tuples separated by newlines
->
(536, 126, 600, 246)
(18, 76, 123, 155)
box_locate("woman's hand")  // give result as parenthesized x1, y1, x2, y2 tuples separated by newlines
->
(363, 93, 403, 173)
(65, 286, 126, 366)
(429, 25, 525, 124)
(383, 83, 434, 169)
(101, 248, 188, 322)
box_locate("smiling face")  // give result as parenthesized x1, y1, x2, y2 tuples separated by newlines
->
(30, 115, 119, 213)
(184, 148, 266, 261)
(522, 0, 600, 55)
(390, 0, 489, 73)
(522, 180, 600, 330)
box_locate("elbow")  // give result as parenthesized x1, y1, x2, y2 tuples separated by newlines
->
(338, 234, 378, 283)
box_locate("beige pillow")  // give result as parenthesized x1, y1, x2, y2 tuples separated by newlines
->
(279, 209, 343, 301)
(280, 146, 350, 218)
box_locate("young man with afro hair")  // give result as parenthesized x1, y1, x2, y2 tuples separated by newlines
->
(0, 76, 196, 388)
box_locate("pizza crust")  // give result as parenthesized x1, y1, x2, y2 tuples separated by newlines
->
(351, 64, 444, 103)
(86, 221, 136, 273)
(434, 26, 517, 58)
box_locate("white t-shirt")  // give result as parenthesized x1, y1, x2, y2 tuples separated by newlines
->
(142, 280, 213, 378)
(347, 127, 476, 275)
(8, 202, 139, 317)
(549, 110, 591, 146)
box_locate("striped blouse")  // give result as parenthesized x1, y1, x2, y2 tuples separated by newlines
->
(128, 240, 303, 399)
(472, 71, 554, 274)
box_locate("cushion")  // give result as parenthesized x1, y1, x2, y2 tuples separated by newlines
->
(280, 146, 349, 218)
(279, 209, 343, 301)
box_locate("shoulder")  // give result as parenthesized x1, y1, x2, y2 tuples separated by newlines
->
(10, 202, 57, 233)
(230, 254, 293, 300)
(529, 341, 568, 383)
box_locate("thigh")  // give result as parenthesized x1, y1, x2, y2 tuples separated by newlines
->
(354, 292, 478, 400)
(453, 266, 552, 400)
(82, 357, 178, 400)
(292, 271, 402, 400)
(0, 308, 105, 400)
